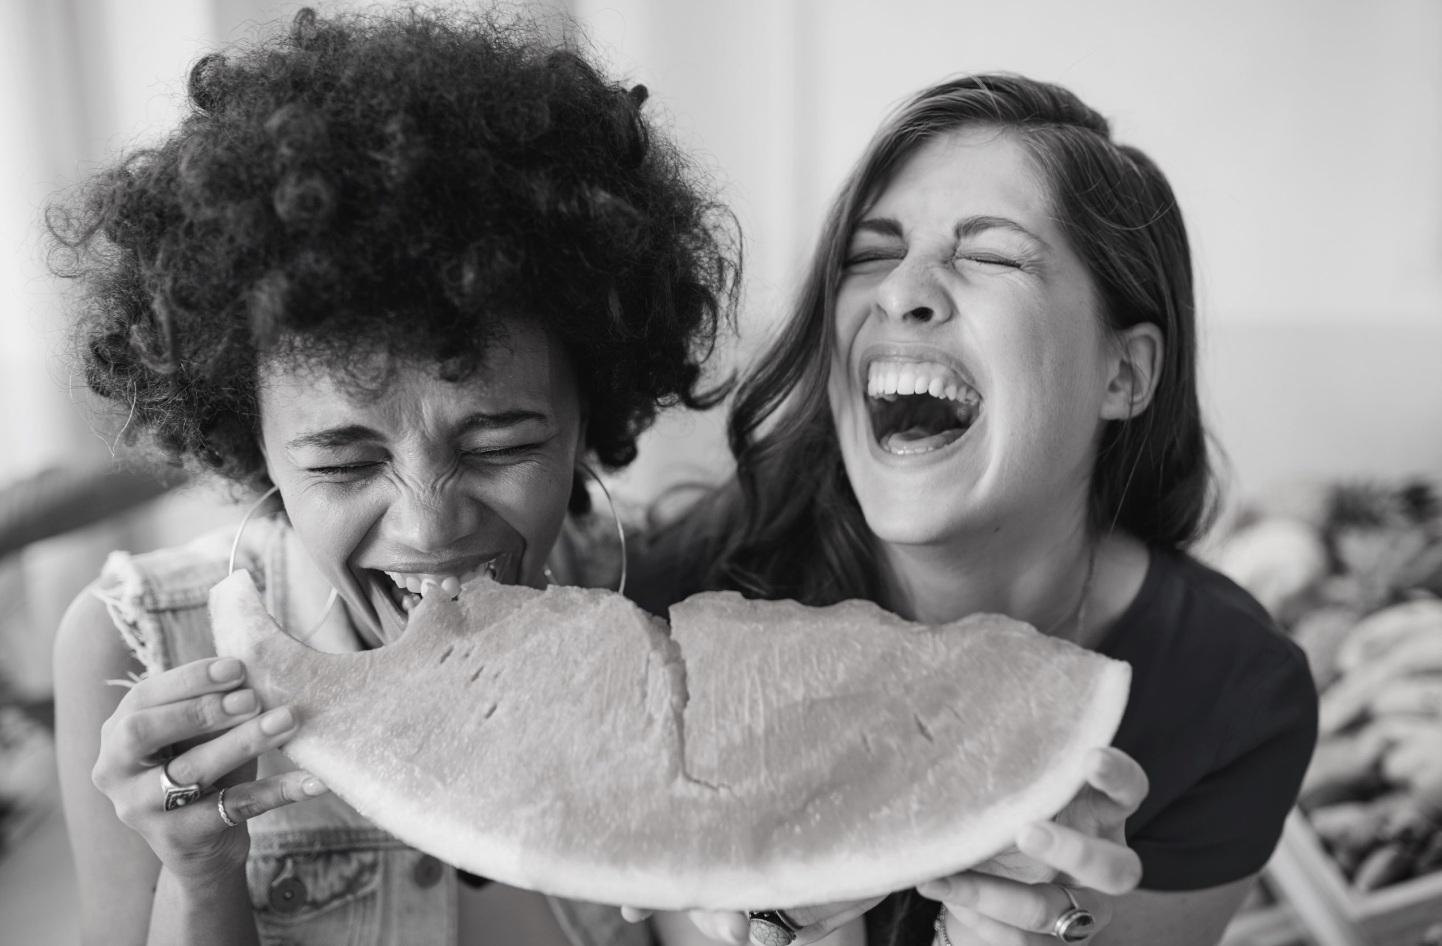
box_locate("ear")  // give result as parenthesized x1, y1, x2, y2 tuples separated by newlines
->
(1100, 323, 1163, 421)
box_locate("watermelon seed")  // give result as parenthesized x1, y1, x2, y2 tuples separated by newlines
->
(914, 714, 935, 743)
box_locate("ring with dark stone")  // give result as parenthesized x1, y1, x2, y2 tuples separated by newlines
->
(748, 909, 802, 946)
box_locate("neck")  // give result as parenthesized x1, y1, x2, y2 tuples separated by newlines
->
(878, 510, 1095, 636)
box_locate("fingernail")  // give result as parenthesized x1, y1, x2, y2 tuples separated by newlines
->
(1090, 749, 1113, 779)
(1018, 823, 1055, 853)
(261, 707, 295, 735)
(917, 880, 948, 899)
(221, 689, 256, 715)
(302, 777, 329, 796)
(950, 905, 979, 925)
(724, 914, 749, 944)
(210, 658, 243, 682)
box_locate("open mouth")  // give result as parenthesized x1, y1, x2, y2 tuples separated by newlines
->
(866, 359, 982, 456)
(369, 556, 514, 619)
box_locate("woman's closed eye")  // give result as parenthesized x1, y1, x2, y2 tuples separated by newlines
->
(955, 251, 1023, 269)
(843, 250, 904, 274)
(463, 443, 540, 462)
(307, 461, 381, 476)
(306, 444, 540, 479)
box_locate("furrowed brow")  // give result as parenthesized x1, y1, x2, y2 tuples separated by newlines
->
(954, 215, 1049, 247)
(286, 411, 551, 452)
(459, 410, 551, 431)
(286, 425, 382, 451)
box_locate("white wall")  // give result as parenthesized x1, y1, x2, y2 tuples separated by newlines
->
(574, 0, 1442, 502)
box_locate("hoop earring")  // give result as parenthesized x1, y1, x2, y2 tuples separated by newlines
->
(577, 463, 627, 596)
(227, 484, 338, 641)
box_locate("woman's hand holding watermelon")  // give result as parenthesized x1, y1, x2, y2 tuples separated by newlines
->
(89, 655, 328, 885)
(918, 746, 1147, 945)
(624, 747, 1147, 944)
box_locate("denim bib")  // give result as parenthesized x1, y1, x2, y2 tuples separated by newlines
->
(97, 513, 647, 946)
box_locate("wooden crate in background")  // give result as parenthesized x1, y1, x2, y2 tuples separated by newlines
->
(1224, 810, 1442, 946)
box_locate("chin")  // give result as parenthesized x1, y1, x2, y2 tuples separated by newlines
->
(849, 471, 979, 547)
(838, 420, 996, 547)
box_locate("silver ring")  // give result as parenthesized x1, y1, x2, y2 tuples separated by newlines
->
(1050, 886, 1097, 942)
(748, 910, 801, 946)
(217, 787, 240, 828)
(159, 760, 202, 811)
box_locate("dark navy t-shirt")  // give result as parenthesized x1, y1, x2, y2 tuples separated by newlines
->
(627, 539, 1318, 892)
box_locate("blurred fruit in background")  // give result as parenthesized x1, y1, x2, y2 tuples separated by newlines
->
(1215, 478, 1442, 894)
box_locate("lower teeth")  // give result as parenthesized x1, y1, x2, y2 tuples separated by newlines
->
(881, 427, 965, 454)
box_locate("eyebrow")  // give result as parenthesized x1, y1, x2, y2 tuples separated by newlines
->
(850, 214, 1049, 248)
(286, 410, 550, 451)
(852, 217, 904, 240)
(955, 215, 1049, 247)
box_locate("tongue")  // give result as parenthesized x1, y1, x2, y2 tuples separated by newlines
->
(881, 425, 965, 455)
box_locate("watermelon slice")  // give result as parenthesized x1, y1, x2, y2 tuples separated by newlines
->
(210, 570, 1129, 910)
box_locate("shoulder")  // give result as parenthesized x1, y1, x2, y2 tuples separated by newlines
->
(1110, 545, 1317, 762)
(88, 514, 283, 676)
(1109, 546, 1318, 890)
(1109, 546, 1311, 708)
(54, 582, 143, 692)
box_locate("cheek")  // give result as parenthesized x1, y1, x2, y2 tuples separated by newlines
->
(828, 297, 867, 403)
(486, 448, 581, 568)
(1000, 312, 1106, 411)
(282, 485, 383, 578)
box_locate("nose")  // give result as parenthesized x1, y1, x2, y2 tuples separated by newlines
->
(874, 255, 952, 324)
(386, 483, 483, 554)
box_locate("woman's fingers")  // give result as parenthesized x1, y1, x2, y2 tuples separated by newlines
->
(109, 689, 264, 772)
(689, 911, 748, 944)
(784, 897, 886, 944)
(939, 902, 1063, 946)
(118, 657, 246, 712)
(920, 872, 1111, 937)
(217, 769, 329, 824)
(1015, 821, 1142, 896)
(160, 706, 298, 789)
(620, 898, 882, 944)
(1085, 748, 1149, 813)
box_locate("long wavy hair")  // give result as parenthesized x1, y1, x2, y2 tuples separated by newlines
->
(694, 73, 1214, 613)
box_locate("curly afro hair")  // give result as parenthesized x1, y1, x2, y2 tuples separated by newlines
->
(49, 6, 738, 493)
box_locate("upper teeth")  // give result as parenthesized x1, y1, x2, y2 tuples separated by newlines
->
(385, 562, 495, 598)
(866, 360, 980, 403)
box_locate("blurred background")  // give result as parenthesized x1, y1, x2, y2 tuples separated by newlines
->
(1, 1, 1439, 944)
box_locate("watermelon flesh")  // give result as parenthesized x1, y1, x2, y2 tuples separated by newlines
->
(210, 570, 1129, 910)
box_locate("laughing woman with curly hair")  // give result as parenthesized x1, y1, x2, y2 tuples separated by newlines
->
(48, 9, 735, 946)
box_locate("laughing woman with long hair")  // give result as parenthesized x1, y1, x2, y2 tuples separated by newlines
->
(630, 75, 1316, 946)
